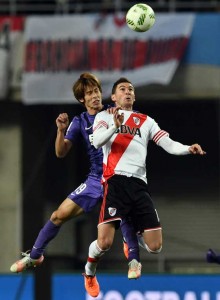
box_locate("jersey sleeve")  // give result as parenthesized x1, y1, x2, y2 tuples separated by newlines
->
(157, 136, 190, 155)
(148, 117, 169, 143)
(93, 111, 117, 149)
(64, 116, 81, 143)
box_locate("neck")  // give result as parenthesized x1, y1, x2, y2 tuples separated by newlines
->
(120, 105, 133, 111)
(87, 105, 103, 115)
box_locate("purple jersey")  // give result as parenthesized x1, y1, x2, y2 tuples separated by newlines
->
(64, 105, 109, 212)
(65, 109, 107, 178)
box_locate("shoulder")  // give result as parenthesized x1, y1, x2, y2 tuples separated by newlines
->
(67, 115, 81, 130)
(95, 110, 108, 119)
(136, 112, 154, 123)
(73, 112, 89, 123)
(132, 112, 157, 128)
(128, 111, 150, 121)
(79, 111, 87, 119)
(69, 114, 81, 122)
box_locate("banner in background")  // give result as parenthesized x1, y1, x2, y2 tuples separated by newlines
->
(54, 274, 220, 300)
(22, 13, 195, 104)
(1, 274, 220, 300)
(0, 16, 24, 100)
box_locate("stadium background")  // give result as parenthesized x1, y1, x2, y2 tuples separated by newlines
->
(0, 1, 220, 299)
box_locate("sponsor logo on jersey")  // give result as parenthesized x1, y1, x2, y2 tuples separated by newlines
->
(115, 124, 141, 137)
(108, 207, 117, 216)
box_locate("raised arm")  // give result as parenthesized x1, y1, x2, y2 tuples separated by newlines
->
(55, 113, 72, 158)
(93, 107, 124, 148)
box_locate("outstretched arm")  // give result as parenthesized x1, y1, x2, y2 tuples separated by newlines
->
(158, 136, 206, 155)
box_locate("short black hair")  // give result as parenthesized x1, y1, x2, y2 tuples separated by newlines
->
(111, 77, 132, 94)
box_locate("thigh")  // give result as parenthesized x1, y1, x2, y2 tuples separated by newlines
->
(51, 198, 83, 224)
(57, 198, 83, 218)
(133, 179, 161, 233)
(99, 176, 132, 227)
(67, 175, 103, 213)
(97, 222, 116, 250)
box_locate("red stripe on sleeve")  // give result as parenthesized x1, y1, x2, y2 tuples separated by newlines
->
(153, 130, 168, 144)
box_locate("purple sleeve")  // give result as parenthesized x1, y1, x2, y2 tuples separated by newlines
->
(64, 116, 81, 143)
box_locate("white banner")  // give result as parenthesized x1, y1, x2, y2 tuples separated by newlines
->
(22, 13, 195, 104)
(0, 17, 24, 100)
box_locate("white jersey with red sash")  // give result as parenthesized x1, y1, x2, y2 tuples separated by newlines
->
(93, 110, 168, 184)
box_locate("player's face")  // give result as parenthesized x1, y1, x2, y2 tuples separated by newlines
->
(81, 84, 102, 113)
(111, 82, 135, 110)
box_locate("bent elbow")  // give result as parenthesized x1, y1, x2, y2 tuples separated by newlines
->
(55, 148, 68, 158)
(93, 135, 103, 149)
(93, 141, 102, 149)
(56, 152, 65, 158)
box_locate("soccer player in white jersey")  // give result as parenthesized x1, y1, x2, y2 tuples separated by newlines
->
(83, 77, 206, 298)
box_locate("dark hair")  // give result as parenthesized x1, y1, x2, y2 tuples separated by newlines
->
(111, 77, 132, 94)
(72, 72, 102, 103)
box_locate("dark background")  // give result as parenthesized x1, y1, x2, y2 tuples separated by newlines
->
(18, 99, 219, 256)
(2, 94, 219, 299)
(2, 98, 219, 263)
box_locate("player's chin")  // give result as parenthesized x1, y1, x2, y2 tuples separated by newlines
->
(123, 98, 133, 103)
(93, 102, 102, 109)
(123, 99, 134, 107)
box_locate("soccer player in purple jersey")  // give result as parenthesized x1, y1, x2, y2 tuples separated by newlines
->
(206, 249, 220, 264)
(10, 73, 139, 273)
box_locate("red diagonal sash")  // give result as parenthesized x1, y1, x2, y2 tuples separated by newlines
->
(103, 112, 147, 180)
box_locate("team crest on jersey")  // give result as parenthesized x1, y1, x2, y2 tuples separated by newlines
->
(133, 117, 140, 125)
(108, 207, 117, 216)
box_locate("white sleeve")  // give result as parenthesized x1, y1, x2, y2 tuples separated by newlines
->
(158, 135, 190, 155)
(93, 113, 117, 149)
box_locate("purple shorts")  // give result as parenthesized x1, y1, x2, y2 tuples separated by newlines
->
(67, 175, 103, 213)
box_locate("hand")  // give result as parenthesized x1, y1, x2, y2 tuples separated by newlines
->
(113, 106, 124, 128)
(56, 113, 69, 131)
(189, 144, 206, 155)
(107, 106, 117, 115)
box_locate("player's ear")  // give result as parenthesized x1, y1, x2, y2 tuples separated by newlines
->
(79, 98, 85, 104)
(111, 94, 116, 103)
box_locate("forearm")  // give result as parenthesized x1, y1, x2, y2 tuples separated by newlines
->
(55, 129, 69, 157)
(158, 136, 190, 155)
(93, 124, 117, 148)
